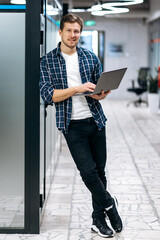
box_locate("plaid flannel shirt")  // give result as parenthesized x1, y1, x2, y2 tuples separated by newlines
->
(39, 42, 107, 133)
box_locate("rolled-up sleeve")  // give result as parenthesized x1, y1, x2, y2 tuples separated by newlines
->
(39, 57, 54, 104)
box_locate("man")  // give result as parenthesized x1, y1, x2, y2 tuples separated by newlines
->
(40, 13, 122, 238)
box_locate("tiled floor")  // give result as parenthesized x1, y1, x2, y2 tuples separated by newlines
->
(1, 99, 160, 240)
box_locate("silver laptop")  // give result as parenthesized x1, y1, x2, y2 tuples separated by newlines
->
(75, 67, 127, 96)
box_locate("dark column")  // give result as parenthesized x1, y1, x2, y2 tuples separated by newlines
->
(25, 0, 41, 234)
(63, 3, 68, 16)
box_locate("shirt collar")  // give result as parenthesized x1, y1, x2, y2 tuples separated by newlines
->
(56, 42, 83, 57)
(56, 42, 61, 56)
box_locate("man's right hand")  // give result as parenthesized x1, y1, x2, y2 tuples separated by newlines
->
(75, 82, 96, 93)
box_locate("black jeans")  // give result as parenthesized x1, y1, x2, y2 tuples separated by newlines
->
(63, 117, 112, 219)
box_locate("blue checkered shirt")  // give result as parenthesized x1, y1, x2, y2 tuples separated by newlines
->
(39, 42, 107, 133)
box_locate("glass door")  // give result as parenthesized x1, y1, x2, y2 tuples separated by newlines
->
(79, 30, 105, 70)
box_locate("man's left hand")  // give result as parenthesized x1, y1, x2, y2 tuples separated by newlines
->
(89, 90, 111, 100)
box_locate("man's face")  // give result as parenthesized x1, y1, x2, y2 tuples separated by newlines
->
(59, 22, 81, 49)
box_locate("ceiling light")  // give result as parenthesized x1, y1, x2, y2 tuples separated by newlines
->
(102, 0, 144, 8)
(11, 0, 26, 4)
(91, 8, 129, 16)
(71, 0, 144, 15)
(91, 0, 143, 16)
(91, 11, 107, 16)
(69, 8, 87, 13)
(47, 9, 59, 16)
(91, 4, 102, 11)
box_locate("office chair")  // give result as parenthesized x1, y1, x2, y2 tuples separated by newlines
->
(127, 67, 149, 107)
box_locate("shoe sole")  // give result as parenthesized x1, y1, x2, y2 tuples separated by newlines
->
(91, 225, 114, 238)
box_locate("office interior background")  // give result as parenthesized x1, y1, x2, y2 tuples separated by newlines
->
(0, 0, 160, 234)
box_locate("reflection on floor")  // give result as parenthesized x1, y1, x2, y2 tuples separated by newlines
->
(0, 197, 24, 228)
(1, 99, 160, 240)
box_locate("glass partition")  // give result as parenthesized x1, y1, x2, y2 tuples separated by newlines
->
(79, 30, 105, 70)
(39, 0, 62, 207)
(45, 0, 61, 197)
(0, 12, 25, 228)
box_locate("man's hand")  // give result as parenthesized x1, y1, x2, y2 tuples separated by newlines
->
(90, 90, 111, 100)
(75, 82, 96, 93)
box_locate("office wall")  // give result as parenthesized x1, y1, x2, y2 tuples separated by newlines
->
(80, 14, 148, 99)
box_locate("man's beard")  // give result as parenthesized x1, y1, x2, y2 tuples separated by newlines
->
(62, 38, 78, 49)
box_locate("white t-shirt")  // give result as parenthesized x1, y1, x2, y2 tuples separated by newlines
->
(61, 51, 92, 120)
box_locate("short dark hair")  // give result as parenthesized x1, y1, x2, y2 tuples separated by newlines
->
(60, 13, 84, 32)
